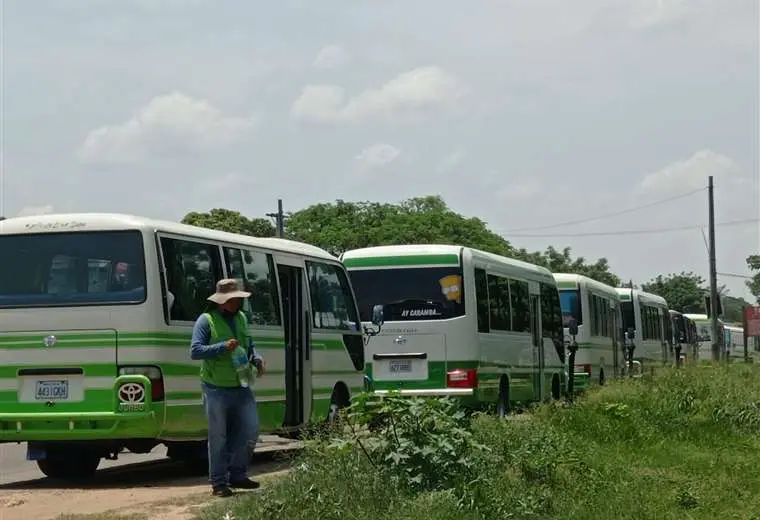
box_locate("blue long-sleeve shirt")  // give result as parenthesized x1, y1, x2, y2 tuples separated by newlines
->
(190, 313, 262, 365)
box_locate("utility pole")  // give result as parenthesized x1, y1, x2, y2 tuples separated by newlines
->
(266, 199, 285, 238)
(707, 175, 720, 363)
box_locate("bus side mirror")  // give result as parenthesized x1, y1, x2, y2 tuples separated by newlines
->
(568, 318, 579, 336)
(371, 304, 384, 327)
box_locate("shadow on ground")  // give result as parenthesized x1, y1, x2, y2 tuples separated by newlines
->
(0, 450, 297, 491)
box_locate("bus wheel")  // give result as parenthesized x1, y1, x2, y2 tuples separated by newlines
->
(496, 378, 511, 418)
(37, 446, 100, 480)
(599, 369, 606, 386)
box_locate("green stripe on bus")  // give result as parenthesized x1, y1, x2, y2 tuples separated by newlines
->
(0, 333, 350, 351)
(343, 254, 460, 268)
(556, 281, 578, 289)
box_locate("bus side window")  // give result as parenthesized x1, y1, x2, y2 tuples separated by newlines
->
(509, 279, 530, 333)
(160, 237, 223, 322)
(487, 274, 510, 331)
(474, 268, 490, 333)
(222, 247, 281, 326)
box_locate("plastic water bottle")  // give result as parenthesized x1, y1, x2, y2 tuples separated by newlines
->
(231, 346, 250, 388)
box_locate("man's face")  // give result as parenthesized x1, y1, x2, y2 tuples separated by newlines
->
(221, 298, 242, 313)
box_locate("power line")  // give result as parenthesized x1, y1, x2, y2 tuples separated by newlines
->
(502, 186, 706, 233)
(503, 217, 759, 238)
(717, 272, 754, 280)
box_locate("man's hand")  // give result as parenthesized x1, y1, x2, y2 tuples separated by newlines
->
(224, 339, 239, 352)
(255, 358, 266, 377)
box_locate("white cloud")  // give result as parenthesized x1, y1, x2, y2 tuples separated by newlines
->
(78, 92, 257, 165)
(290, 66, 466, 124)
(355, 143, 401, 170)
(639, 149, 745, 196)
(437, 150, 466, 174)
(17, 205, 54, 217)
(312, 44, 349, 69)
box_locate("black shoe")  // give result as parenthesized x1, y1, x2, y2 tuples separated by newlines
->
(230, 478, 260, 490)
(212, 484, 233, 497)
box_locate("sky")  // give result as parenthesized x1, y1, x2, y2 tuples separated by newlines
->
(1, 0, 758, 300)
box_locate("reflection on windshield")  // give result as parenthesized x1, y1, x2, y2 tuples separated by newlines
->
(347, 266, 465, 322)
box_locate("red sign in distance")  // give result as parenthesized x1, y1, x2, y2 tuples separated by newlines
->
(744, 306, 760, 337)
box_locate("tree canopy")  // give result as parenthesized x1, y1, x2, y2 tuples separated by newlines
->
(641, 272, 707, 314)
(284, 195, 516, 258)
(517, 246, 620, 287)
(182, 208, 276, 238)
(746, 255, 760, 305)
(181, 195, 620, 287)
(642, 271, 750, 322)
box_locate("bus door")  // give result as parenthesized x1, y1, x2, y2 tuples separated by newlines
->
(276, 262, 311, 428)
(610, 303, 619, 378)
(529, 286, 544, 401)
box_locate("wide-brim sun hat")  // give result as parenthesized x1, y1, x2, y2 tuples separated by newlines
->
(207, 278, 251, 304)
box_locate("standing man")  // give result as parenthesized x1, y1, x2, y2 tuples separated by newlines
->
(190, 278, 267, 497)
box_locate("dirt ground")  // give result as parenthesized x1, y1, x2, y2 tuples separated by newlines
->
(0, 443, 297, 520)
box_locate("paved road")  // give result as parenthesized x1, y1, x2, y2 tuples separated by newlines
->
(0, 436, 300, 487)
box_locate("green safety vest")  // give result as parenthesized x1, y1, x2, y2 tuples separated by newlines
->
(201, 310, 250, 387)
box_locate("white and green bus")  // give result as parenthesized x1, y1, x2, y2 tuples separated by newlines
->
(0, 213, 377, 479)
(341, 244, 566, 414)
(616, 288, 670, 373)
(683, 313, 725, 362)
(554, 274, 622, 390)
(724, 325, 745, 361)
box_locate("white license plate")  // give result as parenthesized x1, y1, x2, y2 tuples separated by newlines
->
(389, 360, 412, 373)
(35, 380, 69, 400)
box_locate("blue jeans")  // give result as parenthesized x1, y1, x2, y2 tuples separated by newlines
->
(202, 382, 260, 487)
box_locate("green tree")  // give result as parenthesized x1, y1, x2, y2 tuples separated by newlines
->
(516, 246, 620, 287)
(284, 195, 516, 257)
(181, 208, 276, 237)
(180, 196, 621, 287)
(746, 255, 760, 304)
(641, 272, 707, 313)
(722, 295, 751, 325)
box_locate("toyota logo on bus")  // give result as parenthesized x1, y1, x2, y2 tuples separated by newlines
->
(118, 382, 145, 404)
(43, 335, 57, 347)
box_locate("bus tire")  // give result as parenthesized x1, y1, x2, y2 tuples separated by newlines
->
(326, 382, 350, 426)
(37, 446, 100, 480)
(551, 374, 561, 400)
(496, 377, 511, 418)
(599, 368, 606, 386)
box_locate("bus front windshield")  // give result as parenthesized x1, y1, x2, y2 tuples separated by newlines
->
(0, 230, 146, 308)
(347, 266, 466, 322)
(559, 289, 582, 326)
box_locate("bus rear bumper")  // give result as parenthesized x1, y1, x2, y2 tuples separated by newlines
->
(370, 388, 475, 398)
(0, 375, 160, 441)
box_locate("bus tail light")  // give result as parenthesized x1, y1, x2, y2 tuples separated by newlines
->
(446, 368, 478, 389)
(575, 364, 592, 376)
(118, 366, 164, 401)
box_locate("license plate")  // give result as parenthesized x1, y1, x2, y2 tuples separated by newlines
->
(389, 360, 412, 373)
(35, 380, 69, 400)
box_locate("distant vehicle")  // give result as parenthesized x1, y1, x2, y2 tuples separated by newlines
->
(341, 244, 566, 415)
(616, 288, 670, 374)
(554, 273, 622, 390)
(683, 313, 726, 362)
(724, 325, 746, 361)
(669, 310, 699, 364)
(0, 213, 379, 480)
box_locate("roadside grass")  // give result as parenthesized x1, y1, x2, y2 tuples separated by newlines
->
(198, 364, 760, 520)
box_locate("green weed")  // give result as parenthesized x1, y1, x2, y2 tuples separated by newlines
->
(199, 364, 760, 520)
